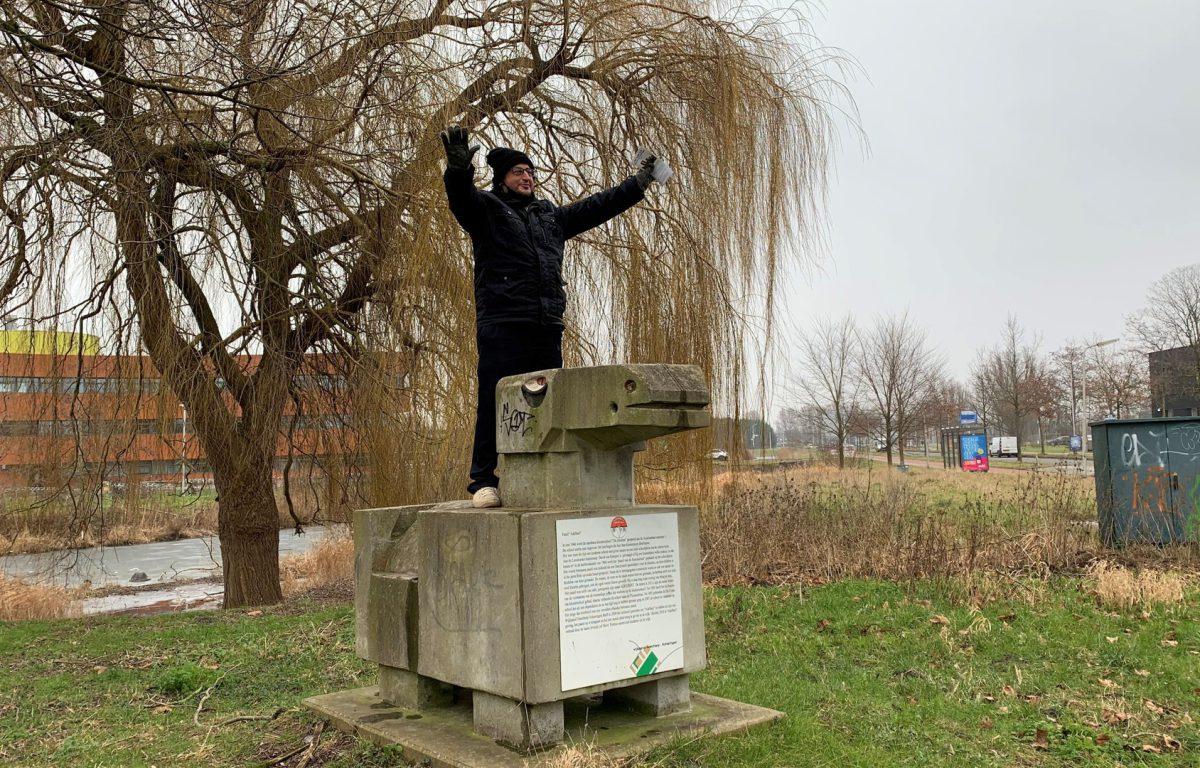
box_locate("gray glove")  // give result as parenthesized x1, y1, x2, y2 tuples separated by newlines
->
(440, 125, 479, 172)
(635, 154, 657, 190)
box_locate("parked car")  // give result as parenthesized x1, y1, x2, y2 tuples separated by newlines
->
(708, 448, 729, 461)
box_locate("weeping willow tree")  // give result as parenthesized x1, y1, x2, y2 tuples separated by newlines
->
(0, 0, 837, 606)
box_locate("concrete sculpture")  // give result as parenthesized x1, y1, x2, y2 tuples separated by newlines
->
(307, 364, 781, 763)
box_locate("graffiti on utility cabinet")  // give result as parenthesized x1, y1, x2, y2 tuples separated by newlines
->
(1125, 465, 1171, 519)
(1111, 425, 1199, 540)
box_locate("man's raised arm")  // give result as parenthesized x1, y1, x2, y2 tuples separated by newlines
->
(556, 154, 659, 240)
(441, 125, 486, 234)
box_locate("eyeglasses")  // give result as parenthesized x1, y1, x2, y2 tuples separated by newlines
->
(508, 167, 537, 178)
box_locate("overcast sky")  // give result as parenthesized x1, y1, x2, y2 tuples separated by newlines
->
(774, 0, 1200, 386)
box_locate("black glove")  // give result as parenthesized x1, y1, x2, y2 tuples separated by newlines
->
(635, 154, 657, 190)
(441, 125, 479, 172)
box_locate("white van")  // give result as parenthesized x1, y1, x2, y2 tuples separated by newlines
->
(989, 436, 1018, 457)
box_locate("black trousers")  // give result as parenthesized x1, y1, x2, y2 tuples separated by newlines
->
(468, 321, 563, 493)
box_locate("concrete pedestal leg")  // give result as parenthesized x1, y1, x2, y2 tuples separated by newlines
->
(605, 675, 692, 717)
(379, 665, 452, 709)
(472, 690, 564, 751)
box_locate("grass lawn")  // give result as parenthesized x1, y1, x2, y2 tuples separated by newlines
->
(1, 579, 1196, 767)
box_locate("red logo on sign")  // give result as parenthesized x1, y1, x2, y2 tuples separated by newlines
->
(610, 516, 628, 537)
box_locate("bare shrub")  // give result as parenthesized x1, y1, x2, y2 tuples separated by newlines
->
(1088, 561, 1188, 611)
(0, 485, 347, 556)
(0, 574, 80, 621)
(697, 466, 1196, 586)
(280, 530, 354, 597)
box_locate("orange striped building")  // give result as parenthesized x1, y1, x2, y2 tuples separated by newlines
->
(0, 330, 352, 488)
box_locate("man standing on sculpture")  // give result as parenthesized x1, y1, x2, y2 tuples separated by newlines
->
(441, 125, 659, 508)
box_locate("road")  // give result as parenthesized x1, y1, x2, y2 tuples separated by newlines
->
(860, 452, 1093, 475)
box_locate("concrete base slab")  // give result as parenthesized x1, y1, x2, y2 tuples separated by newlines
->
(304, 686, 783, 768)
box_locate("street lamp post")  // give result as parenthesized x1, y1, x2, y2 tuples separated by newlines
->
(180, 404, 188, 494)
(1080, 338, 1119, 452)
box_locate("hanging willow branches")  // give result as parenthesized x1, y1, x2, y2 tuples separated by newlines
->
(0, 0, 840, 605)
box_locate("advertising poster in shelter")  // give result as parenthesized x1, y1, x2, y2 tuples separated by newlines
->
(960, 433, 989, 472)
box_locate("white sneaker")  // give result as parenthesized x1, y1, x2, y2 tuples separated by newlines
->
(472, 487, 501, 508)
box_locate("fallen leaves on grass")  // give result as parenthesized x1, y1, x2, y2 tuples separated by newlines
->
(1102, 708, 1130, 725)
(1033, 728, 1049, 750)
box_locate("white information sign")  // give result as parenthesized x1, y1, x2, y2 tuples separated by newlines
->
(556, 512, 685, 691)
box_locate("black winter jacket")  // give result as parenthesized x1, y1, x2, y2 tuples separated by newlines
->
(443, 166, 645, 326)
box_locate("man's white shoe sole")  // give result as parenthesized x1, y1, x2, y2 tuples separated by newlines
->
(471, 489, 501, 508)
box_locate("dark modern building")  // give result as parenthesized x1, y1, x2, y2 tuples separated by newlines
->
(1148, 345, 1200, 417)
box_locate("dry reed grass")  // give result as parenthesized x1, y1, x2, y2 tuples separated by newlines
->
(1088, 561, 1189, 611)
(0, 573, 80, 621)
(692, 465, 1198, 587)
(0, 486, 349, 556)
(280, 530, 355, 597)
(544, 743, 629, 768)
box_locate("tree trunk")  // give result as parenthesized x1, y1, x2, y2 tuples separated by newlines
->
(214, 458, 282, 608)
(837, 440, 845, 469)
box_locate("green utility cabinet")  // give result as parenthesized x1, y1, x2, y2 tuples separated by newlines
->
(1092, 417, 1200, 547)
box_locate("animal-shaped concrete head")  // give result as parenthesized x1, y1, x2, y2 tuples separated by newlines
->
(495, 364, 710, 455)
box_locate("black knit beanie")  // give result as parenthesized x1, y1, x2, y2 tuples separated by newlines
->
(486, 147, 535, 188)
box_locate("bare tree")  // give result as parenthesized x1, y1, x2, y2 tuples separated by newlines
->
(971, 317, 1043, 461)
(918, 375, 972, 457)
(1024, 359, 1062, 454)
(1127, 264, 1200, 409)
(793, 315, 858, 468)
(857, 313, 940, 466)
(1052, 344, 1085, 439)
(1090, 346, 1149, 419)
(0, 0, 838, 605)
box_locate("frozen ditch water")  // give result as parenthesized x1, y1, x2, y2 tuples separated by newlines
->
(0, 526, 335, 615)
(80, 581, 227, 616)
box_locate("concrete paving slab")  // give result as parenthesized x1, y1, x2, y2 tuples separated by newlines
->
(304, 685, 783, 768)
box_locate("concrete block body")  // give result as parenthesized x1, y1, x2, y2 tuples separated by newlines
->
(379, 666, 453, 709)
(519, 506, 706, 703)
(605, 675, 692, 717)
(415, 504, 706, 704)
(354, 504, 429, 665)
(472, 691, 564, 750)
